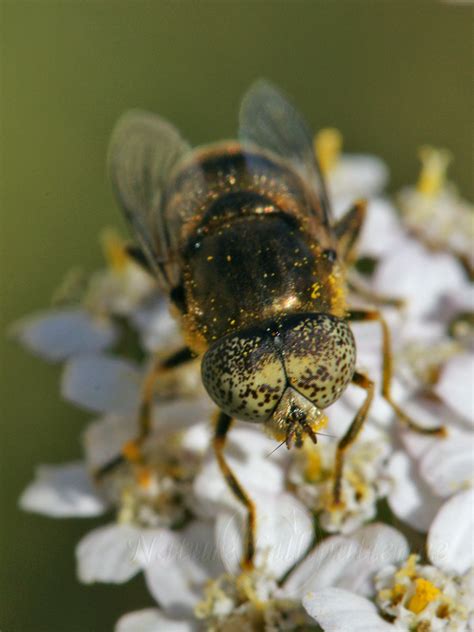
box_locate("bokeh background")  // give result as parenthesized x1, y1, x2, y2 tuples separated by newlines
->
(1, 2, 472, 630)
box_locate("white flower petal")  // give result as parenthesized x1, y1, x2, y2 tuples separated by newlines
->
(115, 609, 193, 632)
(438, 284, 474, 322)
(83, 414, 136, 469)
(427, 489, 474, 574)
(76, 523, 144, 583)
(387, 451, 443, 531)
(130, 526, 179, 569)
(399, 396, 449, 458)
(151, 397, 214, 434)
(420, 431, 474, 497)
(328, 154, 389, 204)
(284, 535, 365, 598)
(131, 297, 182, 353)
(303, 588, 393, 632)
(216, 491, 313, 578)
(19, 462, 107, 517)
(434, 353, 474, 424)
(145, 521, 223, 617)
(285, 524, 408, 598)
(357, 198, 406, 258)
(180, 421, 212, 453)
(62, 353, 141, 414)
(11, 308, 117, 361)
(373, 240, 466, 318)
(349, 524, 410, 593)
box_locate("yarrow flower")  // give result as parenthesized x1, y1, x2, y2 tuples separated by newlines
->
(304, 490, 474, 631)
(288, 431, 392, 534)
(14, 130, 473, 632)
(117, 522, 409, 631)
(397, 146, 474, 274)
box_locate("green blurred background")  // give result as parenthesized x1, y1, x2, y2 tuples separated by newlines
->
(1, 1, 472, 630)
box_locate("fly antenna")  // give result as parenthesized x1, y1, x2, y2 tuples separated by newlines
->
(315, 431, 338, 440)
(266, 438, 287, 458)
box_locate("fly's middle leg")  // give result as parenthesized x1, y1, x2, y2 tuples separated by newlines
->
(333, 371, 374, 505)
(94, 346, 195, 480)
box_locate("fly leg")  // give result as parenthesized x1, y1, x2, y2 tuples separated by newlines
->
(94, 346, 195, 479)
(348, 309, 446, 436)
(335, 201, 404, 307)
(334, 200, 367, 264)
(214, 411, 256, 571)
(347, 269, 405, 308)
(333, 371, 374, 505)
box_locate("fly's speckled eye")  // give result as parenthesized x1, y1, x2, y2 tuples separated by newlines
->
(201, 314, 356, 424)
(281, 314, 356, 409)
(201, 329, 286, 422)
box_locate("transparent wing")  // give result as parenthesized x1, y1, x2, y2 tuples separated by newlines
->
(239, 79, 332, 228)
(107, 109, 191, 287)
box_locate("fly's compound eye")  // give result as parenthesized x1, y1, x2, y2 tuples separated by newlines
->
(201, 330, 286, 422)
(281, 314, 356, 409)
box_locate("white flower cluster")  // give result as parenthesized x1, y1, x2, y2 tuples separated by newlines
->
(14, 137, 473, 631)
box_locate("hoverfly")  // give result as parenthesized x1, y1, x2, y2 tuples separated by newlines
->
(105, 81, 444, 569)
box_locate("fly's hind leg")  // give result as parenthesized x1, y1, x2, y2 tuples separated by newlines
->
(213, 411, 256, 571)
(94, 346, 195, 480)
(333, 371, 374, 505)
(348, 309, 446, 436)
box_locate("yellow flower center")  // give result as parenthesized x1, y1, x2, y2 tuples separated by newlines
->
(416, 146, 452, 197)
(408, 578, 441, 614)
(395, 553, 418, 580)
(101, 229, 129, 272)
(304, 446, 323, 483)
(136, 466, 153, 489)
(314, 128, 342, 174)
(122, 439, 142, 463)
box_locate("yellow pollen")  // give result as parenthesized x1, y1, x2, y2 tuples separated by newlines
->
(391, 583, 406, 605)
(396, 554, 418, 580)
(207, 255, 214, 261)
(226, 255, 232, 262)
(311, 412, 329, 433)
(304, 447, 322, 483)
(311, 282, 321, 299)
(408, 578, 441, 614)
(436, 603, 450, 619)
(236, 572, 262, 607)
(122, 440, 141, 463)
(345, 469, 367, 500)
(136, 466, 153, 489)
(101, 229, 129, 272)
(416, 146, 452, 197)
(314, 128, 343, 174)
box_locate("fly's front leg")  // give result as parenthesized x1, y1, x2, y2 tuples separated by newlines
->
(335, 201, 404, 307)
(94, 346, 195, 480)
(213, 411, 256, 571)
(333, 371, 374, 505)
(334, 200, 366, 265)
(348, 309, 446, 436)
